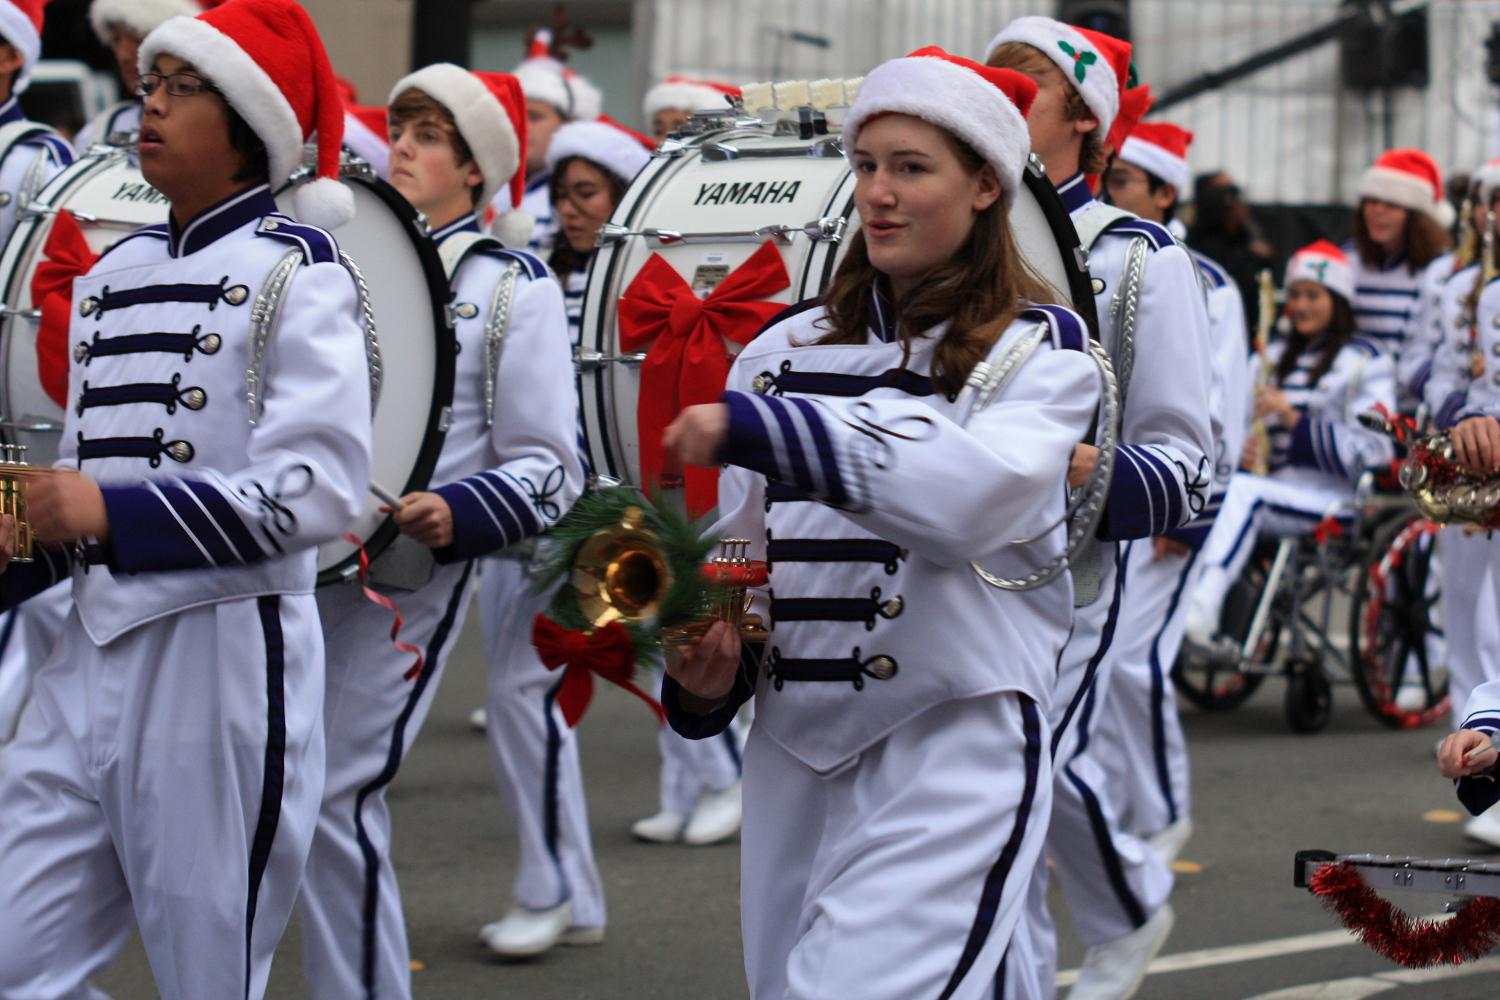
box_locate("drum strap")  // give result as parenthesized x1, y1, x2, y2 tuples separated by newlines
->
(0, 120, 63, 212)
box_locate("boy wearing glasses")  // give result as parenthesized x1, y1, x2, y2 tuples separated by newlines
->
(0, 2, 372, 998)
(76, 0, 204, 151)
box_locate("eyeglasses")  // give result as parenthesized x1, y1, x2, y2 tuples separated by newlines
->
(136, 72, 220, 99)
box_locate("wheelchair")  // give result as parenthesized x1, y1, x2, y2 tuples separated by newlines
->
(1171, 468, 1449, 733)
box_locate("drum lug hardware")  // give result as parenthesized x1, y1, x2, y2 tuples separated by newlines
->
(809, 217, 846, 243)
(574, 348, 647, 372)
(1075, 246, 1091, 272)
(1026, 153, 1048, 179)
(0, 306, 39, 320)
(438, 406, 453, 432)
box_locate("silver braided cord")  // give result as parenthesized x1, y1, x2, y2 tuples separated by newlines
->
(483, 261, 523, 429)
(246, 248, 303, 427)
(340, 251, 383, 413)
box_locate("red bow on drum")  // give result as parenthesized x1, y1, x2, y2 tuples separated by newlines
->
(532, 613, 666, 728)
(32, 211, 99, 409)
(617, 240, 790, 518)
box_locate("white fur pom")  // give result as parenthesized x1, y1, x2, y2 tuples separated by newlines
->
(293, 177, 357, 230)
(1433, 199, 1456, 231)
(493, 209, 536, 248)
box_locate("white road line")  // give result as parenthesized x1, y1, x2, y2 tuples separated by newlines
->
(1055, 917, 1449, 987)
(1242, 954, 1500, 999)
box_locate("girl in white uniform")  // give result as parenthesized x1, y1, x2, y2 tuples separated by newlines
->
(0, 3, 372, 996)
(1186, 241, 1396, 641)
(662, 47, 1101, 999)
(296, 66, 582, 998)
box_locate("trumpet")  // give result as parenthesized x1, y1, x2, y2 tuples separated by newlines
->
(1359, 411, 1500, 529)
(0, 444, 38, 563)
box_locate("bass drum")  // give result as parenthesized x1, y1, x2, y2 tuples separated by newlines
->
(0, 150, 454, 584)
(578, 115, 1098, 492)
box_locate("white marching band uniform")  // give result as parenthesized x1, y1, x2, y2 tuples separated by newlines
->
(1010, 172, 1213, 998)
(1344, 240, 1423, 362)
(74, 99, 142, 155)
(0, 184, 372, 998)
(1398, 251, 1459, 411)
(299, 211, 582, 997)
(666, 295, 1101, 998)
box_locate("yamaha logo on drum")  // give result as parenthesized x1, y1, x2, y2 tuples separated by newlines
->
(112, 181, 168, 206)
(693, 180, 803, 207)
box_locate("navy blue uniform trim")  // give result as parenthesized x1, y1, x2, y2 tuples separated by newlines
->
(765, 647, 896, 689)
(770, 590, 898, 629)
(758, 362, 935, 398)
(1102, 218, 1174, 251)
(766, 537, 904, 573)
(1020, 304, 1088, 353)
(257, 214, 339, 266)
(1063, 759, 1148, 928)
(1056, 173, 1093, 214)
(541, 675, 569, 903)
(1053, 546, 1127, 758)
(78, 428, 192, 467)
(352, 561, 473, 997)
(245, 595, 287, 1000)
(1150, 548, 1200, 824)
(76, 375, 205, 416)
(89, 278, 249, 318)
(95, 225, 171, 264)
(76, 327, 221, 364)
(942, 694, 1041, 1000)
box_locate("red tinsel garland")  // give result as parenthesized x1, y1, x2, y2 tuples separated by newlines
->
(1309, 862, 1500, 967)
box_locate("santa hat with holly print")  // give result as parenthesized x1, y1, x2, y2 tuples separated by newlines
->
(89, 0, 203, 47)
(643, 76, 741, 121)
(0, 0, 46, 93)
(545, 115, 653, 186)
(1119, 121, 1194, 195)
(984, 16, 1132, 138)
(1285, 239, 1356, 305)
(843, 47, 1037, 209)
(389, 64, 536, 247)
(514, 29, 602, 122)
(1358, 148, 1456, 230)
(138, 0, 355, 229)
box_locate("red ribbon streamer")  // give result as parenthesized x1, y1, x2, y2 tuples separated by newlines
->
(617, 241, 790, 518)
(1309, 862, 1500, 967)
(31, 210, 99, 409)
(343, 532, 426, 681)
(1313, 516, 1344, 545)
(532, 613, 666, 728)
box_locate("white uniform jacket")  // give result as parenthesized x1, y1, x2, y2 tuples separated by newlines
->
(1169, 249, 1250, 547)
(73, 100, 141, 154)
(1256, 335, 1396, 492)
(1342, 239, 1423, 359)
(0, 96, 72, 245)
(664, 296, 1101, 772)
(519, 171, 557, 256)
(1456, 681, 1500, 813)
(1059, 173, 1214, 540)
(1458, 275, 1500, 422)
(1422, 262, 1481, 429)
(0, 184, 372, 643)
(427, 214, 583, 560)
(1399, 252, 1459, 407)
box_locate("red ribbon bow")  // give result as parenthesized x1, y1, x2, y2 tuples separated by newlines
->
(531, 613, 666, 728)
(617, 241, 790, 517)
(344, 532, 426, 681)
(32, 210, 100, 409)
(1313, 516, 1344, 545)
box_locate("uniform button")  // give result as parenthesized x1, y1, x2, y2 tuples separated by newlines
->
(879, 596, 904, 619)
(167, 441, 195, 463)
(1493, 372, 1500, 385)
(0, 193, 12, 207)
(223, 285, 249, 306)
(454, 302, 479, 320)
(866, 656, 897, 680)
(199, 333, 222, 354)
(1492, 343, 1500, 357)
(73, 342, 87, 363)
(182, 388, 207, 410)
(264, 219, 279, 231)
(79, 297, 98, 317)
(751, 374, 772, 394)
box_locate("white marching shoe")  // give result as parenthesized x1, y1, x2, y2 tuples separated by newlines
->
(631, 810, 688, 844)
(1464, 805, 1500, 849)
(468, 706, 487, 733)
(1145, 817, 1193, 865)
(480, 900, 575, 958)
(1181, 601, 1217, 649)
(683, 782, 743, 846)
(1066, 903, 1174, 1000)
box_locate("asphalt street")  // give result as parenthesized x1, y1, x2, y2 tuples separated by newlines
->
(88, 612, 1496, 999)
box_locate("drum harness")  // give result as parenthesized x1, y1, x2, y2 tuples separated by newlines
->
(438, 232, 523, 430)
(0, 120, 65, 214)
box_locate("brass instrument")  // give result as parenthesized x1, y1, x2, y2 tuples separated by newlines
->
(1359, 412, 1500, 529)
(0, 444, 37, 562)
(1248, 268, 1279, 475)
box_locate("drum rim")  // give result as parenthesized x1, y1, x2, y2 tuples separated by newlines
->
(273, 169, 457, 586)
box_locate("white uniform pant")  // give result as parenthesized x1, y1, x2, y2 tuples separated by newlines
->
(0, 594, 324, 1000)
(1096, 540, 1200, 837)
(741, 692, 1050, 1000)
(1443, 528, 1500, 729)
(300, 561, 476, 1000)
(1189, 472, 1350, 627)
(650, 664, 744, 816)
(480, 557, 604, 927)
(0, 582, 72, 742)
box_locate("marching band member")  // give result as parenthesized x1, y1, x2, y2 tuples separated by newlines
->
(1185, 242, 1396, 647)
(0, 2, 371, 996)
(509, 31, 602, 253)
(1097, 120, 1250, 863)
(1345, 149, 1453, 368)
(642, 75, 740, 142)
(987, 18, 1214, 996)
(662, 47, 1100, 999)
(77, 0, 203, 151)
(298, 65, 581, 997)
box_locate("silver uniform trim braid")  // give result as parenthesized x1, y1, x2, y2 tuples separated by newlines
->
(953, 321, 1120, 593)
(483, 260, 523, 429)
(246, 248, 303, 427)
(16, 146, 49, 213)
(340, 250, 382, 413)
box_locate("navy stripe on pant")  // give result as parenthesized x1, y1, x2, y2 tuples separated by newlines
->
(246, 596, 287, 1000)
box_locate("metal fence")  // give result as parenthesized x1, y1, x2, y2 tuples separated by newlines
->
(638, 0, 1500, 205)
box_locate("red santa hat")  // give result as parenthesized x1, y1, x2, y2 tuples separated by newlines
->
(1358, 148, 1455, 230)
(389, 64, 534, 248)
(513, 29, 601, 122)
(844, 46, 1037, 208)
(1285, 240, 1356, 305)
(545, 115, 653, 185)
(984, 16, 1132, 138)
(643, 76, 740, 121)
(1119, 121, 1193, 194)
(139, 0, 354, 229)
(0, 0, 45, 93)
(89, 0, 202, 46)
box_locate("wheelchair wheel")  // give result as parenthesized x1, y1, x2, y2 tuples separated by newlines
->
(1348, 513, 1449, 729)
(1285, 658, 1333, 733)
(1172, 566, 1272, 712)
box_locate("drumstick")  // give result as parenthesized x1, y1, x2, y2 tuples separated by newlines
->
(369, 482, 405, 509)
(1464, 738, 1498, 767)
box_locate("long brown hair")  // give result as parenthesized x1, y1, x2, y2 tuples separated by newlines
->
(815, 132, 1060, 398)
(1352, 200, 1450, 272)
(547, 156, 629, 276)
(1275, 294, 1356, 388)
(986, 42, 1108, 175)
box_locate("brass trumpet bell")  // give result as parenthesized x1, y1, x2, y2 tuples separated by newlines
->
(571, 506, 674, 629)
